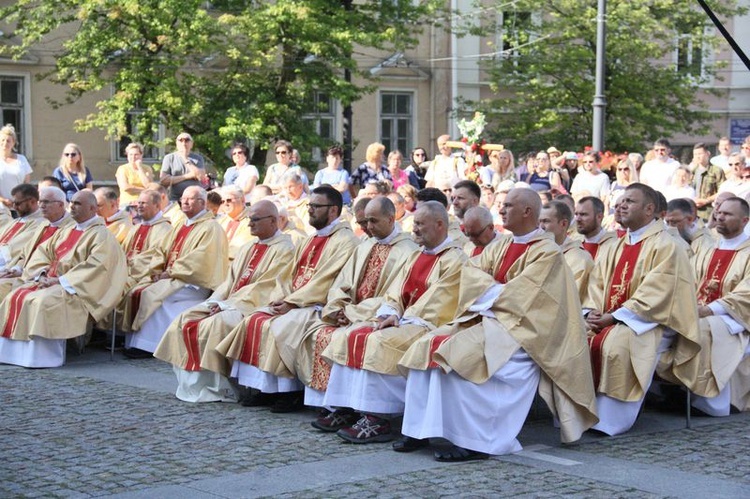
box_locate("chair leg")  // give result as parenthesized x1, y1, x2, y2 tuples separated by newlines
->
(686, 390, 692, 429)
(110, 309, 117, 361)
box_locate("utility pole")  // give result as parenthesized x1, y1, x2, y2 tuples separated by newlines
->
(342, 0, 353, 172)
(592, 0, 607, 151)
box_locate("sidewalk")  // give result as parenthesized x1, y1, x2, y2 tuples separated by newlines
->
(1, 348, 749, 498)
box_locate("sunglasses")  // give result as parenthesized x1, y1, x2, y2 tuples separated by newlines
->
(63, 152, 78, 157)
(276, 150, 290, 155)
(177, 137, 192, 142)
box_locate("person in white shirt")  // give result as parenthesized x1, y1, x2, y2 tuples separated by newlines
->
(639, 138, 681, 194)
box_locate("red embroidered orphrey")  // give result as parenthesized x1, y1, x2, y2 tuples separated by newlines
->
(1, 228, 85, 338)
(589, 241, 643, 390)
(291, 235, 330, 291)
(230, 243, 269, 293)
(696, 249, 737, 306)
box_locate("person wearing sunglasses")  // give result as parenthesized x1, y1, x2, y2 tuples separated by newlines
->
(262, 139, 309, 195)
(53, 143, 93, 202)
(159, 132, 206, 202)
(638, 138, 680, 194)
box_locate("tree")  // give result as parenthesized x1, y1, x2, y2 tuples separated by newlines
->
(0, 0, 440, 171)
(461, 0, 745, 153)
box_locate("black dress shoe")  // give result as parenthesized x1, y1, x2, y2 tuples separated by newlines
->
(434, 445, 489, 462)
(240, 390, 278, 407)
(392, 436, 429, 453)
(270, 391, 304, 413)
(123, 348, 152, 359)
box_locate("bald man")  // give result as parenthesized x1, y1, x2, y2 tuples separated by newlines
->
(398, 187, 597, 460)
(122, 186, 228, 357)
(155, 200, 296, 402)
(387, 192, 414, 233)
(293, 197, 419, 429)
(665, 198, 714, 256)
(0, 190, 127, 367)
(462, 206, 504, 257)
(322, 201, 468, 443)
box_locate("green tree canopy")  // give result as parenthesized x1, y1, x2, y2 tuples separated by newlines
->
(463, 0, 744, 153)
(0, 0, 441, 170)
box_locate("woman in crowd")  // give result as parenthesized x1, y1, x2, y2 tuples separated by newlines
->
(349, 142, 391, 198)
(481, 149, 516, 188)
(53, 143, 93, 201)
(313, 145, 351, 205)
(405, 147, 428, 188)
(0, 124, 32, 209)
(664, 166, 695, 201)
(386, 150, 420, 191)
(397, 184, 418, 213)
(223, 143, 259, 204)
(116, 142, 155, 209)
(527, 151, 563, 193)
(570, 151, 610, 201)
(607, 157, 638, 212)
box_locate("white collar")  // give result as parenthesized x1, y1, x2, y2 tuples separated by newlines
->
(376, 226, 401, 245)
(49, 213, 70, 227)
(75, 215, 100, 231)
(718, 232, 750, 250)
(315, 218, 339, 237)
(585, 227, 606, 243)
(627, 219, 657, 245)
(259, 230, 281, 244)
(512, 227, 544, 244)
(423, 236, 452, 255)
(142, 211, 164, 226)
(185, 209, 207, 226)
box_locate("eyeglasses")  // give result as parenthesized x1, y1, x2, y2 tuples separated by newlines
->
(221, 198, 235, 204)
(39, 200, 63, 206)
(581, 161, 595, 165)
(308, 203, 334, 210)
(742, 175, 750, 180)
(63, 152, 78, 157)
(463, 224, 492, 239)
(654, 148, 667, 153)
(177, 137, 192, 142)
(232, 151, 245, 156)
(728, 162, 743, 167)
(12, 198, 32, 206)
(248, 215, 274, 223)
(275, 150, 290, 155)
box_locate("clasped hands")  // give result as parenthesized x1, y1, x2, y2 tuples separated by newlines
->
(585, 311, 617, 333)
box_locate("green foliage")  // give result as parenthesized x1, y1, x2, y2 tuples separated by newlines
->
(0, 0, 441, 171)
(462, 0, 745, 153)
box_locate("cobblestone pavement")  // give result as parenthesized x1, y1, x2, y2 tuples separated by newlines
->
(1, 349, 749, 498)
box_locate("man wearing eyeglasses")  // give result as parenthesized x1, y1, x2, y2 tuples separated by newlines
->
(0, 190, 127, 368)
(397, 188, 596, 460)
(717, 153, 750, 201)
(262, 140, 309, 195)
(322, 201, 467, 444)
(0, 186, 74, 302)
(0, 184, 45, 270)
(217, 186, 253, 261)
(639, 138, 680, 195)
(159, 132, 206, 202)
(122, 186, 227, 358)
(155, 200, 296, 402)
(217, 185, 358, 413)
(462, 206, 502, 257)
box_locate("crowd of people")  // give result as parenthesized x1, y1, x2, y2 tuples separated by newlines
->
(1, 123, 750, 463)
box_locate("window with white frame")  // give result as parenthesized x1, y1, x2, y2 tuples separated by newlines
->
(114, 111, 164, 162)
(380, 92, 412, 155)
(0, 76, 26, 154)
(675, 32, 705, 78)
(304, 92, 337, 161)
